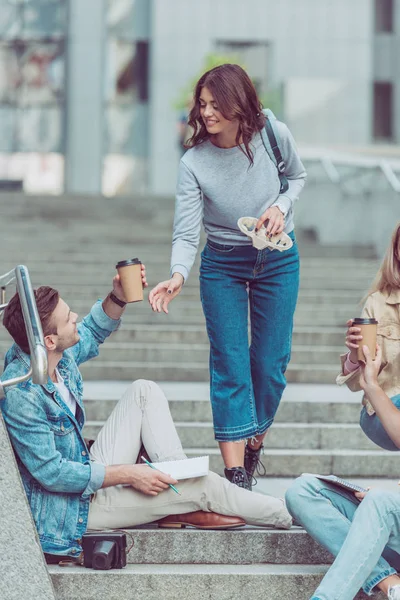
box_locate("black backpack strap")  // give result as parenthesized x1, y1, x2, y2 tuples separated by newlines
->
(261, 111, 289, 194)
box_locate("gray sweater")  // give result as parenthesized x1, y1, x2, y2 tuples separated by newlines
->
(171, 121, 307, 281)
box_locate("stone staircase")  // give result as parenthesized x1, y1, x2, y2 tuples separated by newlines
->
(0, 193, 389, 599)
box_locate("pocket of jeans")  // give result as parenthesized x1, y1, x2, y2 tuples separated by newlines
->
(206, 240, 236, 253)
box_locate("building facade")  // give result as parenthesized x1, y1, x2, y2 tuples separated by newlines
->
(0, 0, 398, 196)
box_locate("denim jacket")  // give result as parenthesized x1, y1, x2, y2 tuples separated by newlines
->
(1, 300, 120, 557)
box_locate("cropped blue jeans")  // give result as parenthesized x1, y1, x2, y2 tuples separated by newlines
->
(199, 231, 299, 442)
(360, 394, 400, 451)
(286, 475, 400, 599)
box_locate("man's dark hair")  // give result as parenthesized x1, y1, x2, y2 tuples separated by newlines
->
(3, 286, 60, 354)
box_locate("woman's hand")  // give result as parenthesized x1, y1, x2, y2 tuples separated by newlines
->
(354, 487, 370, 502)
(345, 319, 362, 363)
(149, 272, 184, 314)
(359, 344, 382, 391)
(255, 206, 285, 236)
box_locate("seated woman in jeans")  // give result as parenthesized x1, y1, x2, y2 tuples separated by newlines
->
(286, 344, 400, 600)
(337, 222, 400, 451)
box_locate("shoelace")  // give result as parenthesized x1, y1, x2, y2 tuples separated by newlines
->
(245, 446, 267, 477)
(231, 469, 249, 488)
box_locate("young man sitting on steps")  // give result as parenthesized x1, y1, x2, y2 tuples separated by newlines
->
(1, 268, 291, 563)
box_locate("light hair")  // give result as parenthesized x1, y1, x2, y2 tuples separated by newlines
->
(366, 222, 400, 298)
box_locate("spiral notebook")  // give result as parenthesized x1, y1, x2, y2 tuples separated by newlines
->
(150, 456, 209, 480)
(302, 473, 367, 494)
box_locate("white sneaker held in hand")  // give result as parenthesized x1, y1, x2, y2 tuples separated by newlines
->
(389, 585, 400, 600)
(237, 217, 293, 252)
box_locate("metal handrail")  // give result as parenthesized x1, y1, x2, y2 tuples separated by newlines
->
(0, 265, 47, 397)
(300, 148, 400, 193)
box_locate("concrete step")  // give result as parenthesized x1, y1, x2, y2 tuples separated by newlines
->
(11, 275, 374, 293)
(82, 382, 363, 422)
(120, 526, 333, 566)
(20, 342, 341, 365)
(78, 361, 339, 383)
(1, 251, 378, 267)
(84, 395, 362, 425)
(184, 448, 400, 478)
(2, 263, 376, 280)
(85, 305, 359, 322)
(0, 322, 348, 350)
(83, 421, 377, 451)
(21, 290, 366, 310)
(3, 304, 354, 327)
(48, 563, 378, 600)
(1, 260, 378, 277)
(84, 324, 347, 346)
(1, 250, 378, 266)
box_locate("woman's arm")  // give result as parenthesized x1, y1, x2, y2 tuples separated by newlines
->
(337, 297, 375, 389)
(170, 160, 203, 282)
(360, 345, 400, 447)
(271, 122, 307, 218)
(149, 159, 202, 314)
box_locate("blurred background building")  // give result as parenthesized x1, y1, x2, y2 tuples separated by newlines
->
(0, 0, 399, 201)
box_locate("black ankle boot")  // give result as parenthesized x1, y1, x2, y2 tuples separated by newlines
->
(224, 466, 251, 490)
(244, 444, 266, 489)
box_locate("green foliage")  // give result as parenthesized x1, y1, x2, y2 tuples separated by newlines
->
(260, 87, 283, 118)
(173, 52, 283, 117)
(173, 52, 244, 111)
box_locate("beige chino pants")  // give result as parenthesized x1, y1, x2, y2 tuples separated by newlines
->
(87, 379, 291, 530)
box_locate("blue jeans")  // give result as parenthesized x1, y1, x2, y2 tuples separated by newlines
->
(360, 394, 400, 451)
(199, 231, 299, 442)
(286, 475, 400, 599)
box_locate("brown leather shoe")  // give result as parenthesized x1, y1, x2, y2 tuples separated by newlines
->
(158, 510, 245, 530)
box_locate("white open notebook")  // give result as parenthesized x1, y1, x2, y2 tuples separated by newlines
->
(150, 456, 209, 480)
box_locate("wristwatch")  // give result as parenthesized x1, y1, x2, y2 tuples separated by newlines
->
(109, 292, 127, 307)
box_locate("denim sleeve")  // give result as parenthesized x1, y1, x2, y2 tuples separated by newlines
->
(83, 462, 106, 497)
(70, 300, 121, 366)
(2, 387, 102, 495)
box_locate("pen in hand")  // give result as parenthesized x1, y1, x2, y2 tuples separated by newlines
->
(141, 455, 181, 495)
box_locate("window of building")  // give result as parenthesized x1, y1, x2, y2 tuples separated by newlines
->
(0, 0, 67, 193)
(103, 0, 150, 195)
(373, 82, 393, 140)
(375, 0, 394, 33)
(214, 40, 282, 115)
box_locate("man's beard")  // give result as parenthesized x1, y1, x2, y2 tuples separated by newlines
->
(55, 333, 80, 354)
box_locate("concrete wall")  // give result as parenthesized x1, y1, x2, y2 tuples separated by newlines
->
(373, 0, 400, 141)
(149, 0, 374, 195)
(295, 172, 399, 258)
(0, 414, 55, 600)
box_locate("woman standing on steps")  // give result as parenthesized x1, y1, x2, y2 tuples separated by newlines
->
(149, 64, 306, 490)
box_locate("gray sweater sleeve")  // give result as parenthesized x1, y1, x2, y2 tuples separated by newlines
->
(271, 122, 307, 217)
(170, 160, 203, 282)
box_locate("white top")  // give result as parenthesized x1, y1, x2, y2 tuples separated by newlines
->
(55, 368, 77, 416)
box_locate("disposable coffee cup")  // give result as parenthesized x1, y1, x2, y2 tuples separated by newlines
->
(116, 258, 143, 303)
(352, 317, 378, 361)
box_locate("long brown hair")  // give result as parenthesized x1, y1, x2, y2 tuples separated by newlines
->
(186, 64, 265, 165)
(367, 222, 400, 298)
